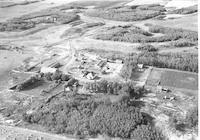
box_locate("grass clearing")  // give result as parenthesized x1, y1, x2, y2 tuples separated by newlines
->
(160, 69, 198, 90)
(146, 68, 198, 90)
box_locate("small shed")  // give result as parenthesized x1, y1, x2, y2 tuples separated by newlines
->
(115, 59, 123, 64)
(137, 64, 144, 69)
(162, 88, 170, 93)
(86, 72, 96, 80)
(97, 60, 107, 69)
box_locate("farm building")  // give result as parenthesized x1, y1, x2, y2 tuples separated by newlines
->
(40, 67, 57, 74)
(102, 66, 111, 73)
(115, 59, 123, 64)
(96, 60, 107, 69)
(84, 72, 97, 80)
(157, 85, 162, 93)
(107, 59, 123, 64)
(82, 71, 89, 77)
(156, 85, 170, 93)
(137, 64, 144, 69)
(50, 62, 62, 68)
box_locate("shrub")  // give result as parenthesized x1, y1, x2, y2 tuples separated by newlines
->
(90, 102, 144, 138)
(44, 72, 52, 81)
(16, 75, 41, 91)
(137, 44, 158, 52)
(170, 39, 195, 47)
(61, 74, 70, 81)
(41, 80, 61, 94)
(131, 124, 164, 140)
(185, 106, 198, 128)
(84, 80, 141, 97)
(51, 71, 62, 81)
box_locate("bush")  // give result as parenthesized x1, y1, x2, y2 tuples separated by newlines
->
(44, 72, 52, 81)
(137, 44, 158, 52)
(41, 80, 61, 95)
(120, 58, 138, 80)
(16, 75, 41, 91)
(131, 124, 164, 140)
(170, 39, 195, 47)
(61, 74, 70, 81)
(185, 106, 198, 128)
(51, 71, 62, 81)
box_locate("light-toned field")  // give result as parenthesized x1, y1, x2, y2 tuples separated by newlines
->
(165, 0, 197, 8)
(126, 0, 198, 9)
(146, 13, 198, 31)
(73, 37, 137, 53)
(0, 50, 33, 90)
(126, 0, 169, 6)
(0, 0, 78, 22)
(0, 124, 74, 140)
(146, 67, 198, 91)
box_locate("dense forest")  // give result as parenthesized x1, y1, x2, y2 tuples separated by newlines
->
(120, 52, 198, 77)
(22, 92, 164, 140)
(85, 4, 165, 21)
(0, 5, 81, 32)
(94, 25, 198, 46)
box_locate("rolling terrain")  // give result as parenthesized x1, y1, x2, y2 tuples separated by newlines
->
(0, 0, 198, 140)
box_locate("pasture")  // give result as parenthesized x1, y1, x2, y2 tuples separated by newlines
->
(146, 68, 198, 90)
(160, 69, 198, 90)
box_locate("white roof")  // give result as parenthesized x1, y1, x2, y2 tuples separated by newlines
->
(40, 67, 57, 73)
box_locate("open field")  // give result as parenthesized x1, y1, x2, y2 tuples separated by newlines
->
(160, 69, 198, 90)
(0, 124, 74, 140)
(146, 67, 198, 91)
